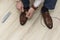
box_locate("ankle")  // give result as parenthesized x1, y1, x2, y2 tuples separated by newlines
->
(41, 6, 49, 13)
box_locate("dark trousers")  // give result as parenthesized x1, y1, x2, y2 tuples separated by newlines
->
(21, 0, 30, 9)
(44, 0, 57, 10)
(21, 0, 57, 10)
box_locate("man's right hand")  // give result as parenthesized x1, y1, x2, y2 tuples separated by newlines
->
(16, 1, 24, 12)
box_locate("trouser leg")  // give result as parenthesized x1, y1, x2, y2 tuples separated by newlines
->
(43, 0, 57, 10)
(21, 0, 30, 9)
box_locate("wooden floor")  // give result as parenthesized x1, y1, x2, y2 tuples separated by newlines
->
(0, 0, 60, 40)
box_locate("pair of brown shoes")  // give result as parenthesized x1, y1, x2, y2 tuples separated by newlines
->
(20, 6, 53, 29)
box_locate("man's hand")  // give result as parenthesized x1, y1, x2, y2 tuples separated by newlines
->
(16, 1, 24, 12)
(26, 7, 35, 19)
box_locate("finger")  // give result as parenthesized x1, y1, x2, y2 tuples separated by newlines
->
(28, 13, 32, 19)
(21, 7, 24, 12)
(17, 7, 22, 12)
(28, 12, 33, 19)
(26, 12, 30, 17)
(16, 3, 21, 10)
(18, 5, 23, 12)
(26, 13, 31, 19)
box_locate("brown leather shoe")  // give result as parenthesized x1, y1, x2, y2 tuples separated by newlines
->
(20, 12, 28, 25)
(20, 8, 29, 25)
(41, 6, 53, 29)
